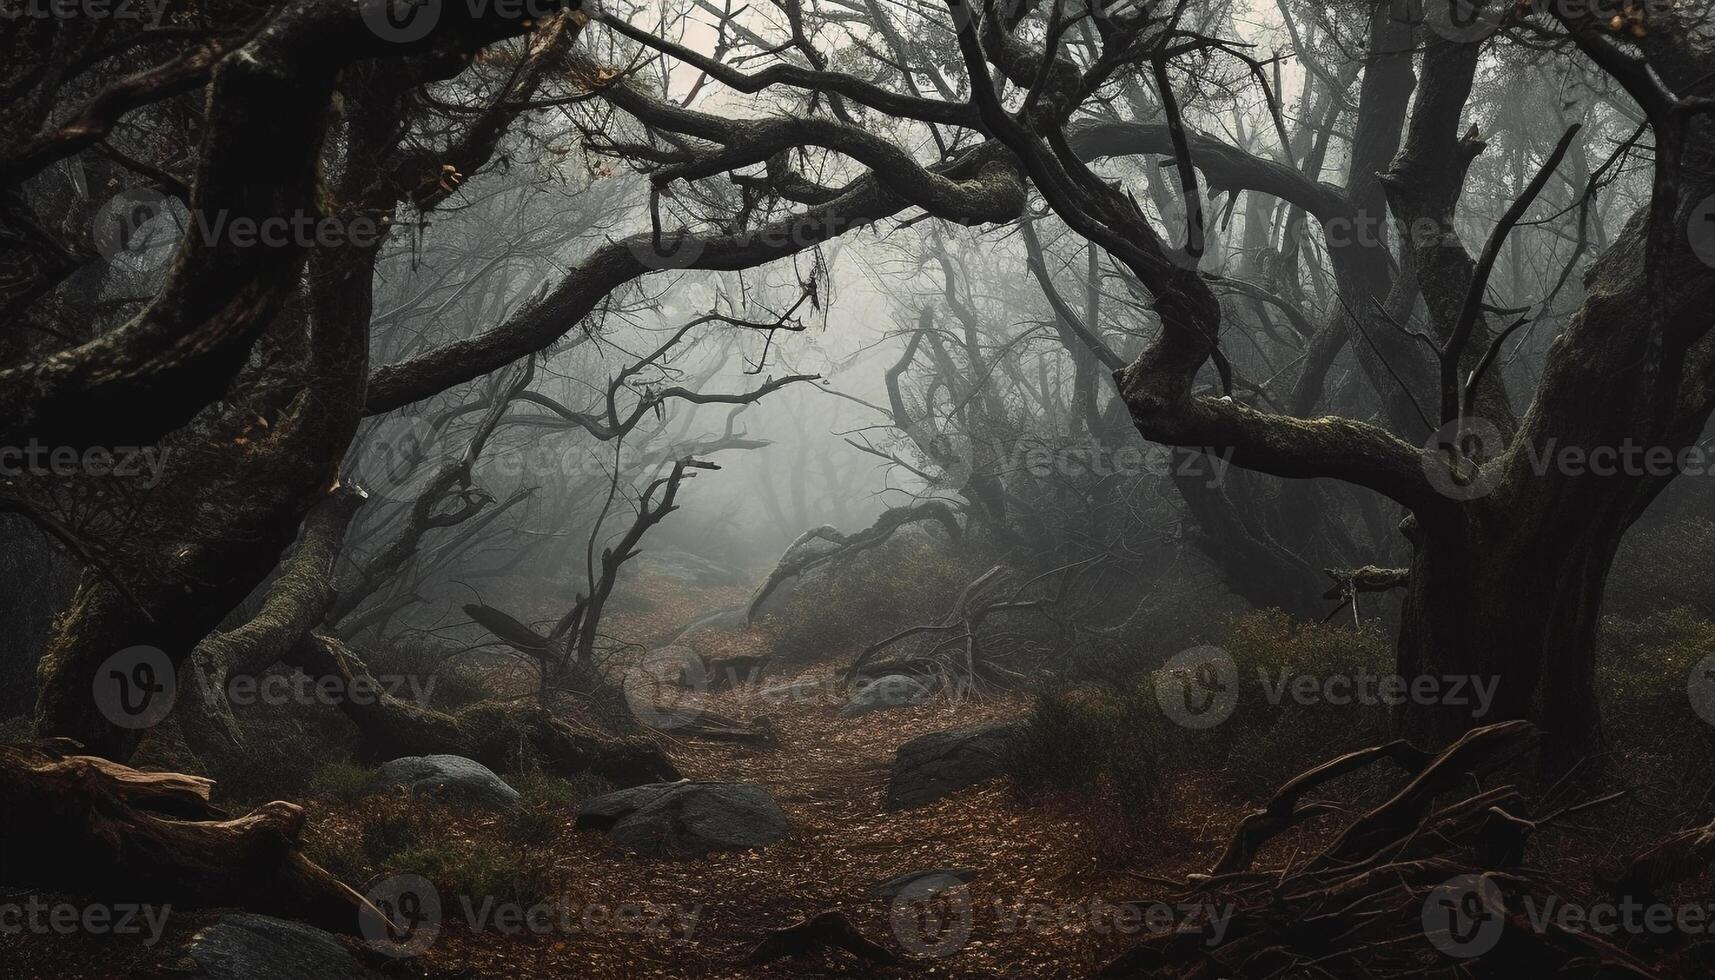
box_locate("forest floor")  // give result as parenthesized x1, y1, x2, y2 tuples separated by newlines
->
(381, 574, 1241, 978)
(9, 575, 1715, 978)
(0, 573, 1248, 978)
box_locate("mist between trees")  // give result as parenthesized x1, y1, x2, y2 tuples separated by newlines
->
(2, 1, 1715, 978)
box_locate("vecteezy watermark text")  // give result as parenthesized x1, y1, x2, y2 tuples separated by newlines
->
(92, 645, 440, 729)
(0, 898, 171, 946)
(360, 875, 699, 957)
(219, 670, 437, 709)
(1154, 645, 1499, 729)
(0, 0, 170, 25)
(1425, 874, 1715, 959)
(0, 440, 167, 486)
(1422, 417, 1715, 501)
(93, 189, 389, 274)
(888, 874, 1234, 959)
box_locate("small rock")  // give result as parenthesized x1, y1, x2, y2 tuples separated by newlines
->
(182, 914, 384, 980)
(840, 674, 932, 717)
(871, 868, 977, 900)
(369, 754, 520, 810)
(576, 781, 789, 856)
(886, 722, 1022, 810)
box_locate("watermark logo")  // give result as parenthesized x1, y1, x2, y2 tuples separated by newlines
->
(1425, 875, 1715, 956)
(1396, 0, 1507, 43)
(622, 646, 708, 730)
(1688, 195, 1715, 269)
(354, 414, 454, 504)
(1689, 653, 1715, 727)
(888, 873, 974, 958)
(626, 227, 705, 271)
(1423, 874, 1505, 958)
(1154, 649, 1500, 729)
(1430, 420, 1715, 498)
(361, 874, 442, 957)
(93, 645, 176, 729)
(1155, 645, 1238, 729)
(360, 0, 442, 42)
(91, 190, 387, 272)
(1263, 669, 1498, 716)
(359, 0, 563, 42)
(461, 897, 700, 939)
(1010, 440, 1232, 487)
(888, 884, 1232, 959)
(92, 187, 183, 274)
(1422, 417, 1504, 501)
(901, 418, 975, 492)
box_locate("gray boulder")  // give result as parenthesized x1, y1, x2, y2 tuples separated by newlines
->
(369, 754, 520, 810)
(840, 674, 932, 717)
(886, 722, 1022, 809)
(575, 780, 789, 856)
(183, 914, 384, 980)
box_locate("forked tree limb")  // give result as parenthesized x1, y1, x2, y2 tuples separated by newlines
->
(1210, 738, 1435, 875)
(1317, 719, 1537, 867)
(744, 910, 900, 966)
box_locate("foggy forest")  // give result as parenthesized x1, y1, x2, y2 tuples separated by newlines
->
(4, 0, 1715, 977)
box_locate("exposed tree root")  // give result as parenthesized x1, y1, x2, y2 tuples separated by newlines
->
(744, 909, 900, 966)
(1101, 721, 1703, 979)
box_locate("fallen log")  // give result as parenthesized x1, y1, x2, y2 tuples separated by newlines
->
(0, 739, 377, 935)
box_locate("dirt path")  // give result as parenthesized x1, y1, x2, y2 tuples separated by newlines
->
(391, 598, 1236, 980)
(2, 581, 1235, 979)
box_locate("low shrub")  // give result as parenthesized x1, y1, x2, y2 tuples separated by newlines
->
(308, 760, 378, 805)
(1608, 518, 1715, 622)
(1007, 683, 1171, 827)
(361, 635, 491, 712)
(309, 796, 559, 907)
(503, 770, 606, 844)
(207, 700, 359, 806)
(1008, 610, 1397, 816)
(1215, 611, 1394, 796)
(389, 838, 557, 907)
(1598, 608, 1715, 778)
